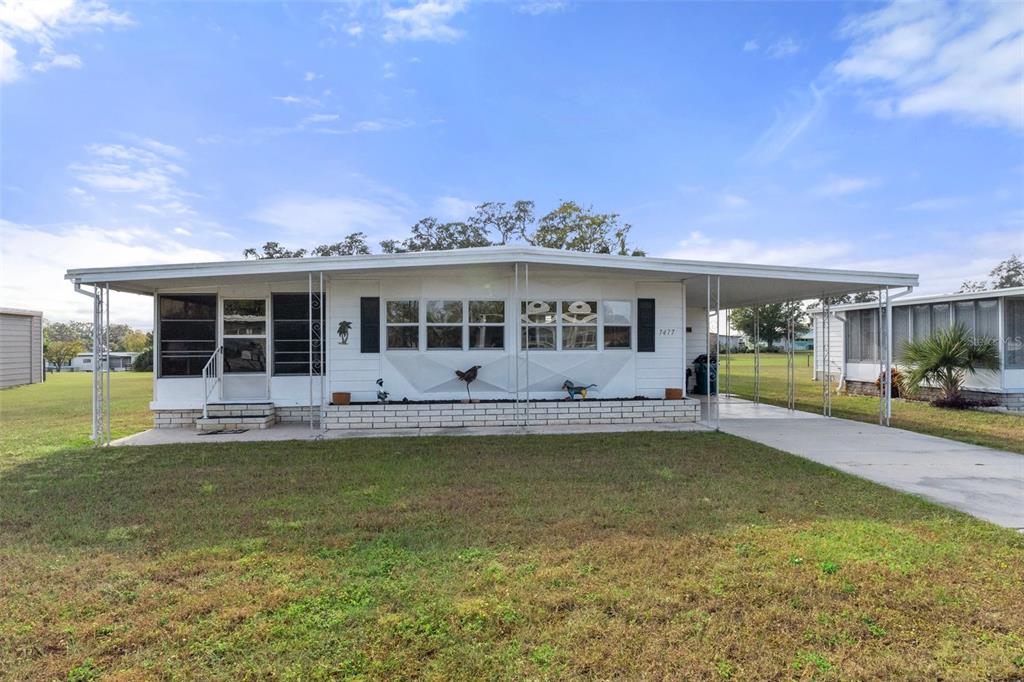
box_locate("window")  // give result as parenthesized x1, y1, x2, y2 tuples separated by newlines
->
(158, 294, 216, 376)
(1005, 298, 1024, 369)
(844, 309, 878, 362)
(561, 300, 598, 350)
(603, 300, 632, 349)
(386, 300, 419, 350)
(223, 299, 266, 373)
(977, 299, 998, 342)
(954, 301, 976, 336)
(521, 300, 557, 350)
(271, 293, 324, 375)
(468, 300, 504, 349)
(893, 306, 910, 362)
(426, 300, 463, 350)
(931, 303, 950, 333)
(912, 305, 931, 341)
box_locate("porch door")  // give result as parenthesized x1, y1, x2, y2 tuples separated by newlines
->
(222, 298, 269, 401)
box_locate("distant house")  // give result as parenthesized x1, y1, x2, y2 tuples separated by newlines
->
(69, 351, 138, 372)
(781, 332, 814, 352)
(812, 287, 1024, 412)
(0, 308, 44, 388)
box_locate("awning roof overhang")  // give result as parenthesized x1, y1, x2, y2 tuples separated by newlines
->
(65, 245, 918, 308)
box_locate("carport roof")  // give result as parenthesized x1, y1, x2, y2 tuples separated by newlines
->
(65, 245, 918, 308)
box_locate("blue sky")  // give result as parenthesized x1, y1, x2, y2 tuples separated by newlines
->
(1, 0, 1022, 326)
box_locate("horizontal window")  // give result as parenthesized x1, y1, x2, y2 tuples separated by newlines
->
(522, 326, 556, 350)
(224, 338, 266, 373)
(427, 325, 462, 349)
(603, 301, 632, 349)
(470, 300, 504, 324)
(562, 325, 597, 350)
(271, 293, 324, 376)
(469, 326, 503, 349)
(387, 326, 419, 350)
(158, 294, 216, 377)
(387, 300, 418, 324)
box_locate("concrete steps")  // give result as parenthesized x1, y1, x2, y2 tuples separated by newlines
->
(197, 402, 276, 432)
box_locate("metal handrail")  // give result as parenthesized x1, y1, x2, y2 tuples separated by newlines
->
(201, 346, 223, 419)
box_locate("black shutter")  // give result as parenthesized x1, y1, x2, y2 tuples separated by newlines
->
(637, 298, 655, 352)
(360, 297, 380, 353)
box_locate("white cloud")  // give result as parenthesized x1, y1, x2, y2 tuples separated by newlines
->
(314, 118, 416, 135)
(834, 1, 1024, 129)
(719, 193, 749, 208)
(303, 70, 319, 81)
(746, 85, 825, 163)
(30, 49, 80, 72)
(273, 94, 321, 107)
(382, 61, 396, 79)
(766, 37, 801, 58)
(0, 219, 224, 327)
(249, 195, 409, 240)
(813, 175, 874, 197)
(346, 23, 364, 37)
(383, 0, 466, 42)
(172, 227, 191, 236)
(0, 0, 132, 82)
(743, 39, 759, 52)
(70, 143, 187, 198)
(665, 230, 852, 267)
(433, 196, 477, 221)
(517, 1, 567, 15)
(302, 113, 340, 124)
(902, 196, 968, 211)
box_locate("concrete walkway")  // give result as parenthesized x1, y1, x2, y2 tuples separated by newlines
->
(112, 420, 707, 447)
(713, 398, 1024, 530)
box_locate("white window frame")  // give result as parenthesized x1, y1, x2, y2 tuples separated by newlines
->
(385, 299, 420, 351)
(424, 299, 465, 351)
(467, 300, 506, 350)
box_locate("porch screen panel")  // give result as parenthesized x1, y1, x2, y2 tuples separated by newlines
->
(1005, 298, 1024, 369)
(158, 294, 216, 376)
(892, 306, 910, 362)
(977, 299, 998, 342)
(845, 310, 862, 362)
(861, 309, 878, 362)
(931, 303, 951, 333)
(953, 301, 975, 337)
(912, 305, 931, 341)
(272, 293, 325, 375)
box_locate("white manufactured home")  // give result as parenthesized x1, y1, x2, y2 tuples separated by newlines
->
(69, 351, 138, 372)
(65, 246, 917, 437)
(812, 287, 1024, 411)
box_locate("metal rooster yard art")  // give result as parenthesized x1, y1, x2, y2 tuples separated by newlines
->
(455, 365, 482, 401)
(562, 380, 597, 400)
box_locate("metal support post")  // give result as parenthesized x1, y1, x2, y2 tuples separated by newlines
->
(753, 306, 761, 404)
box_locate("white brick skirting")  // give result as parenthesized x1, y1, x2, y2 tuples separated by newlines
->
(154, 399, 702, 430)
(322, 399, 700, 430)
(154, 409, 202, 428)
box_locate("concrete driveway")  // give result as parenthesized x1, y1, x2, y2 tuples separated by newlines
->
(712, 399, 1024, 530)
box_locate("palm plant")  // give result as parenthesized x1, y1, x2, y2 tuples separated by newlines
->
(900, 322, 999, 406)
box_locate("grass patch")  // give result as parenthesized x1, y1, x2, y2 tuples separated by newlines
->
(1, 366, 1022, 678)
(0, 372, 153, 462)
(1, 432, 1022, 679)
(721, 352, 1024, 454)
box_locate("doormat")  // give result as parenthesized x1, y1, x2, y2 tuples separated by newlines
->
(197, 429, 249, 436)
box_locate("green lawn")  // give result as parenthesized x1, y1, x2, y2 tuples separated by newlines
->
(720, 352, 1024, 455)
(1, 373, 1022, 680)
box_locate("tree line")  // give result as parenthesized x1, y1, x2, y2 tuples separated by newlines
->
(243, 200, 646, 260)
(43, 321, 151, 371)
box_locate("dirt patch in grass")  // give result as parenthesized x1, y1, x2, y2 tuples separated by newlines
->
(2, 432, 1022, 680)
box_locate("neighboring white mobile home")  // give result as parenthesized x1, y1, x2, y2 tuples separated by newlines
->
(69, 351, 138, 372)
(0, 308, 44, 388)
(65, 246, 917, 431)
(812, 287, 1024, 411)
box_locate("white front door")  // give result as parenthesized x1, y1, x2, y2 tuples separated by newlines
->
(221, 298, 269, 401)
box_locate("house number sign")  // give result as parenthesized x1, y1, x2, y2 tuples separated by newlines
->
(657, 328, 677, 336)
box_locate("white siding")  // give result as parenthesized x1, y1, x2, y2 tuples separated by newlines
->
(812, 312, 845, 379)
(0, 311, 42, 388)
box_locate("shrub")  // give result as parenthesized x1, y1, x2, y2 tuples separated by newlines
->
(901, 323, 999, 408)
(132, 348, 153, 372)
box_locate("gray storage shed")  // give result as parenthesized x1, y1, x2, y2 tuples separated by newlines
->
(0, 308, 44, 388)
